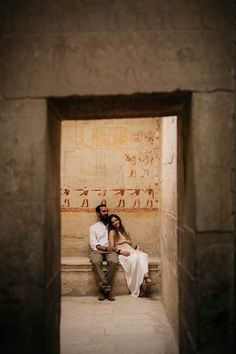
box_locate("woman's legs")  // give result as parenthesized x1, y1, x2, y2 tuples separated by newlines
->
(135, 251, 152, 296)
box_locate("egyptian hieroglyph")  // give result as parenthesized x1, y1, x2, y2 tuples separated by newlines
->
(61, 117, 161, 257)
(61, 117, 161, 211)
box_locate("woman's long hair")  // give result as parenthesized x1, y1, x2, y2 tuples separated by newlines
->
(108, 214, 131, 242)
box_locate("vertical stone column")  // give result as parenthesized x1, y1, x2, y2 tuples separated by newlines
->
(0, 99, 61, 354)
(179, 92, 235, 354)
(160, 117, 178, 336)
(234, 89, 236, 352)
(45, 104, 61, 354)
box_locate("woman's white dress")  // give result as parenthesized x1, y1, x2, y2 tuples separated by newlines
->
(116, 234, 148, 297)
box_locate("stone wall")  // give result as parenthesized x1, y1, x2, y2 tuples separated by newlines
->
(193, 92, 234, 353)
(160, 117, 178, 336)
(0, 1, 235, 354)
(0, 1, 234, 97)
(61, 118, 160, 257)
(178, 91, 235, 354)
(0, 100, 61, 353)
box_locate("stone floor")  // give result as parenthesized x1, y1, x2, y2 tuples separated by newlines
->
(61, 295, 179, 354)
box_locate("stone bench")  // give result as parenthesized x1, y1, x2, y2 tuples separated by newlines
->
(61, 256, 161, 296)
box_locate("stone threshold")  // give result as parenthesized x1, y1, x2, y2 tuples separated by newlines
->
(61, 256, 161, 296)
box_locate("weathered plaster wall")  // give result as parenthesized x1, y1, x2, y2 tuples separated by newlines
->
(61, 118, 160, 257)
(160, 117, 178, 336)
(0, 1, 235, 354)
(0, 1, 234, 97)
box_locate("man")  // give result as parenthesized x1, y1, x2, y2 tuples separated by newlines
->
(89, 204, 118, 301)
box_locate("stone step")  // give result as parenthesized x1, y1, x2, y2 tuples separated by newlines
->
(61, 256, 161, 296)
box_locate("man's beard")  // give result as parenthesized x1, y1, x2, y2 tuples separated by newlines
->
(100, 214, 108, 223)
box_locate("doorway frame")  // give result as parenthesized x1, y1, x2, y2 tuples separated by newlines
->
(47, 91, 191, 352)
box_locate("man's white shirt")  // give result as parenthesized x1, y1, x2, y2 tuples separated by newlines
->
(89, 221, 109, 250)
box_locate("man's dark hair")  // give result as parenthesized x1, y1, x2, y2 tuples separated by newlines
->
(95, 204, 107, 214)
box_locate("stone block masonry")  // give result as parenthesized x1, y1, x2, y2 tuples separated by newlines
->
(0, 1, 235, 354)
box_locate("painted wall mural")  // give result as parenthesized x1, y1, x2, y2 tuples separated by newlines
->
(61, 118, 160, 212)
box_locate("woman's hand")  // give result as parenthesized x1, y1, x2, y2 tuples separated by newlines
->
(120, 250, 130, 256)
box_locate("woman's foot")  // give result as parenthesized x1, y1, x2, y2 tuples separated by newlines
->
(143, 273, 152, 284)
(139, 284, 146, 298)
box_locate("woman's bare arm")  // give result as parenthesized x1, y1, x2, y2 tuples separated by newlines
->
(115, 240, 132, 246)
(109, 231, 131, 256)
(108, 230, 117, 252)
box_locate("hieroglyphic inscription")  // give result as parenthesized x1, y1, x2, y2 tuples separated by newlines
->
(61, 118, 160, 211)
(132, 129, 157, 145)
(61, 187, 158, 210)
(92, 126, 127, 148)
(125, 150, 155, 179)
(61, 188, 70, 208)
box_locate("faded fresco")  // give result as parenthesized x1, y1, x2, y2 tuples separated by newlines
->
(61, 118, 160, 212)
(61, 117, 161, 257)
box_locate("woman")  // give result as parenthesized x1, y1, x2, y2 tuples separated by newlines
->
(108, 214, 152, 297)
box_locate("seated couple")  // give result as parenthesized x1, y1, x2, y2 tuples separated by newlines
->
(89, 204, 152, 301)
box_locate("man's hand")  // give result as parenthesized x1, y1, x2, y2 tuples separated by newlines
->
(96, 244, 107, 251)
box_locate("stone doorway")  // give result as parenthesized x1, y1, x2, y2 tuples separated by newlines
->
(49, 91, 191, 351)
